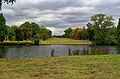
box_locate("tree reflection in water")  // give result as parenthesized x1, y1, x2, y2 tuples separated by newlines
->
(116, 46, 120, 54)
(0, 46, 7, 58)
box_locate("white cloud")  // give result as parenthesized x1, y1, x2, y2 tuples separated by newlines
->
(81, 0, 101, 6)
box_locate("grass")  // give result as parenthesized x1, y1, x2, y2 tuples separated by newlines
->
(1, 40, 34, 45)
(0, 55, 120, 79)
(41, 38, 92, 45)
(3, 38, 91, 45)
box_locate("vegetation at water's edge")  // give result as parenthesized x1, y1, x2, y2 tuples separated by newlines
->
(68, 48, 110, 56)
(0, 41, 34, 45)
(1, 13, 120, 45)
(0, 55, 120, 79)
(62, 14, 120, 45)
(0, 15, 52, 43)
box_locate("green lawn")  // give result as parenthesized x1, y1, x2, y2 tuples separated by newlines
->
(41, 38, 92, 45)
(0, 55, 120, 79)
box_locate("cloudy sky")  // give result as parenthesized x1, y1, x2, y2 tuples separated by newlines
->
(2, 0, 120, 35)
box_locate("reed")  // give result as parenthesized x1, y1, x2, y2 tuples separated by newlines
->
(69, 48, 110, 56)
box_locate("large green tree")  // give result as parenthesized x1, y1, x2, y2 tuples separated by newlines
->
(80, 26, 88, 40)
(0, 13, 5, 26)
(117, 18, 120, 43)
(63, 27, 73, 38)
(0, 25, 8, 42)
(0, 13, 7, 42)
(86, 22, 93, 41)
(39, 26, 49, 41)
(87, 13, 118, 45)
(15, 27, 24, 41)
(0, 0, 16, 42)
(8, 25, 17, 41)
(20, 22, 32, 40)
(31, 22, 40, 38)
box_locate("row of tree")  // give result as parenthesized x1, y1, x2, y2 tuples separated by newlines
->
(63, 13, 120, 45)
(0, 14, 52, 42)
(8, 22, 52, 41)
(1, 13, 120, 45)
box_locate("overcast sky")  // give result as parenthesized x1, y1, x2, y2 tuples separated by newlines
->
(2, 0, 120, 35)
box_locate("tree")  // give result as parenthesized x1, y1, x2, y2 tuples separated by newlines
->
(117, 18, 120, 43)
(0, 0, 16, 10)
(71, 28, 82, 40)
(8, 25, 17, 41)
(63, 27, 73, 38)
(47, 29, 52, 37)
(39, 26, 49, 41)
(86, 22, 94, 41)
(20, 22, 32, 40)
(15, 27, 24, 41)
(31, 22, 40, 38)
(80, 26, 88, 40)
(87, 13, 118, 44)
(0, 25, 8, 42)
(0, 0, 16, 42)
(104, 27, 118, 44)
(0, 13, 7, 42)
(0, 13, 5, 26)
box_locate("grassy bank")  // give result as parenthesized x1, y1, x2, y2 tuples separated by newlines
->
(41, 38, 92, 45)
(2, 38, 91, 45)
(0, 41, 34, 45)
(0, 55, 120, 79)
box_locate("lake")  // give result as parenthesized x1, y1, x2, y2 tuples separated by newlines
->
(0, 45, 120, 58)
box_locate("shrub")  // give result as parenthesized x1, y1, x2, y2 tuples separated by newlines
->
(34, 39, 40, 45)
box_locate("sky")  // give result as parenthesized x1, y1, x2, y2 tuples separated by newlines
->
(2, 0, 120, 35)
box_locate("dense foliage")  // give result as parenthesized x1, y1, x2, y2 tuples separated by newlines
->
(117, 18, 120, 43)
(0, 15, 52, 42)
(0, 14, 7, 42)
(14, 22, 52, 41)
(1, 12, 120, 45)
(88, 13, 118, 45)
(62, 28, 73, 38)
(63, 13, 120, 45)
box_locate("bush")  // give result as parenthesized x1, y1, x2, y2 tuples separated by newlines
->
(68, 48, 110, 56)
(34, 39, 40, 45)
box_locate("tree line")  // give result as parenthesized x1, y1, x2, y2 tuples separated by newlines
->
(1, 1, 120, 45)
(1, 13, 120, 45)
(0, 14, 52, 42)
(62, 13, 120, 45)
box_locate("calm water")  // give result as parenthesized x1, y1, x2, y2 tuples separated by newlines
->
(0, 45, 120, 58)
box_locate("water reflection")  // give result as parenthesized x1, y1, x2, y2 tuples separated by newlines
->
(116, 46, 120, 54)
(0, 45, 119, 58)
(0, 46, 7, 58)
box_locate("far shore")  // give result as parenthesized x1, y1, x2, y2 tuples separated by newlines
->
(1, 38, 92, 45)
(41, 38, 92, 45)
